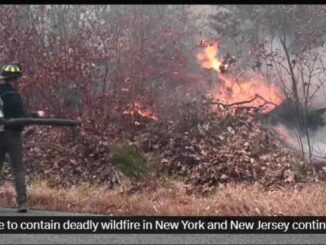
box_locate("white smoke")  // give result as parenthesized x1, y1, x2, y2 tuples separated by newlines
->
(261, 37, 326, 161)
(273, 123, 326, 160)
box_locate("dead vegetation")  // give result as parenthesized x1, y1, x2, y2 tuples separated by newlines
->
(1, 101, 325, 215)
(1, 97, 324, 197)
(1, 180, 326, 216)
(0, 5, 326, 216)
(133, 105, 318, 194)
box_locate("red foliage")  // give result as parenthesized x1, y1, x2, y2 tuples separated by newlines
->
(0, 6, 205, 119)
(0, 5, 209, 186)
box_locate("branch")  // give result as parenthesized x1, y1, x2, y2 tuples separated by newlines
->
(208, 94, 279, 111)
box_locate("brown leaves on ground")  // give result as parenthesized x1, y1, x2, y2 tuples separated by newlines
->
(133, 105, 318, 194)
(2, 98, 324, 194)
(16, 126, 119, 188)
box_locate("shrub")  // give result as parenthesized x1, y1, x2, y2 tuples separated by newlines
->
(111, 144, 150, 179)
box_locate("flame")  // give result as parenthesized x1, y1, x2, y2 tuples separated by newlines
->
(123, 101, 158, 121)
(197, 41, 222, 71)
(197, 41, 284, 113)
(121, 88, 130, 93)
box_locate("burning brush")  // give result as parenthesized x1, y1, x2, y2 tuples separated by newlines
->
(197, 40, 284, 113)
(219, 54, 236, 74)
(199, 40, 236, 74)
(122, 101, 158, 126)
(197, 39, 326, 162)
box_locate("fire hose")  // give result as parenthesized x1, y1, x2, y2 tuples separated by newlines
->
(0, 118, 79, 127)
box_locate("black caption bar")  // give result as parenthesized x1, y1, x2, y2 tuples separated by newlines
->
(1, 216, 326, 234)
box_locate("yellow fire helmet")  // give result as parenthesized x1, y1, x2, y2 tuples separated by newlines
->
(0, 63, 22, 80)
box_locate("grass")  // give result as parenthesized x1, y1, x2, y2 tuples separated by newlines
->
(111, 144, 150, 180)
(1, 180, 326, 215)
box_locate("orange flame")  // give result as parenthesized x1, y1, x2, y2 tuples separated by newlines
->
(123, 101, 158, 121)
(197, 41, 222, 71)
(121, 88, 130, 93)
(197, 41, 284, 113)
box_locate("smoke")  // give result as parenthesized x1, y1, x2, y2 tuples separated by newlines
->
(262, 38, 326, 107)
(259, 37, 326, 161)
(273, 123, 326, 161)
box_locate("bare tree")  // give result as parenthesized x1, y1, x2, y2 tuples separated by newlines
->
(210, 5, 326, 162)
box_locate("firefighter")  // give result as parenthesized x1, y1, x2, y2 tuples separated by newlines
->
(0, 63, 42, 212)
